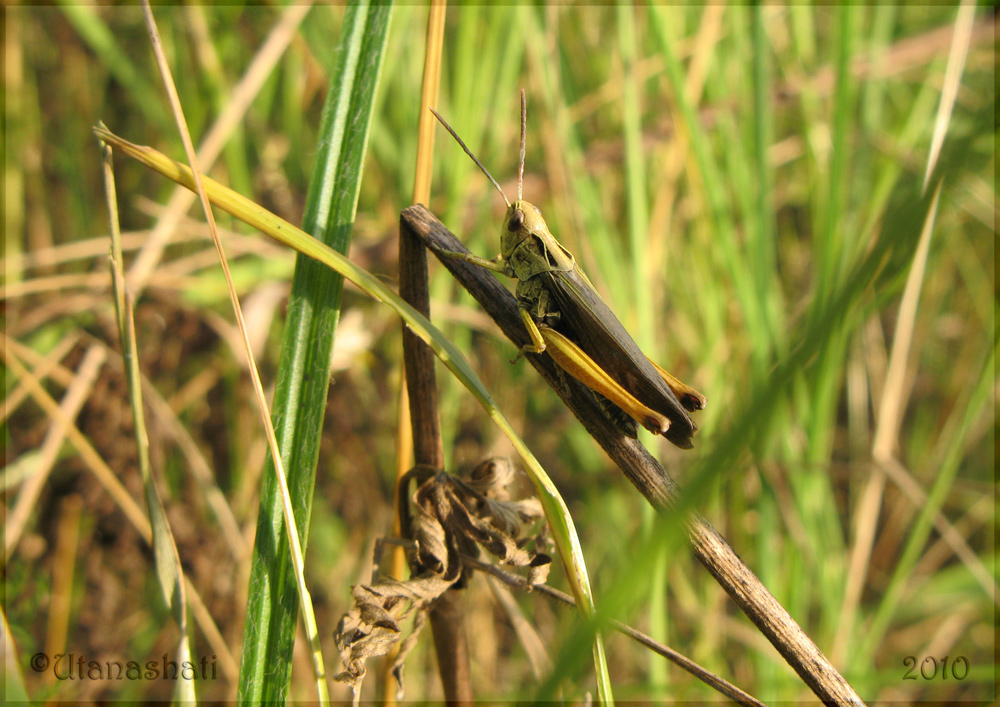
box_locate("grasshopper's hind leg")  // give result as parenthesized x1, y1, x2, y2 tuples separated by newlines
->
(646, 357, 707, 412)
(549, 363, 639, 439)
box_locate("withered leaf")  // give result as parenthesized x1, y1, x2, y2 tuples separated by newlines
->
(333, 461, 552, 696)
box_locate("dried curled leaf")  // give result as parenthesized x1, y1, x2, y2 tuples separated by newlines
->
(333, 460, 552, 695)
(333, 576, 450, 692)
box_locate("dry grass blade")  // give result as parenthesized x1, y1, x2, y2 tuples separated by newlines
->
(838, 4, 987, 656)
(1, 336, 239, 679)
(2, 339, 148, 539)
(485, 578, 553, 680)
(132, 2, 330, 704)
(0, 333, 80, 426)
(136, 1, 329, 701)
(106, 131, 196, 702)
(45, 495, 82, 661)
(126, 2, 312, 295)
(4, 345, 104, 563)
(137, 370, 248, 562)
(924, 1, 976, 191)
(464, 556, 766, 707)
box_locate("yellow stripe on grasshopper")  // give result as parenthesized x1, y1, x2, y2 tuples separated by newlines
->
(539, 327, 670, 436)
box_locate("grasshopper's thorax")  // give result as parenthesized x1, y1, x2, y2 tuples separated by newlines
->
(501, 200, 575, 280)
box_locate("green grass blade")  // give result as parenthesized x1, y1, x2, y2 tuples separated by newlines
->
(237, 4, 392, 702)
(750, 4, 779, 360)
(649, 6, 764, 359)
(616, 3, 652, 350)
(614, 6, 660, 692)
(103, 142, 196, 704)
(2, 607, 30, 703)
(812, 6, 856, 322)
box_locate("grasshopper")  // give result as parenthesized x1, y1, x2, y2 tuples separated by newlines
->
(431, 91, 705, 449)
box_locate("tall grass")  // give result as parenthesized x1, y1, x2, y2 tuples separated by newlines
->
(4, 4, 994, 703)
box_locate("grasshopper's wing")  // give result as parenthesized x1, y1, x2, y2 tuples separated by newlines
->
(541, 267, 697, 449)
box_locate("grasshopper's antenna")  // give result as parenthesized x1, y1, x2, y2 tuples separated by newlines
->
(518, 89, 526, 202)
(430, 107, 510, 208)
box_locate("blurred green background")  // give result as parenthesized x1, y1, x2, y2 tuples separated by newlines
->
(4, 3, 995, 703)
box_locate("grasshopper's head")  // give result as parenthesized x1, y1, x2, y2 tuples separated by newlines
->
(500, 200, 549, 256)
(432, 91, 556, 261)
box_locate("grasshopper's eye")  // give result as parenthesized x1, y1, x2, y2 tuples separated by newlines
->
(508, 208, 524, 232)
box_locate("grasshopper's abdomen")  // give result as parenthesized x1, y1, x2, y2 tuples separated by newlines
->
(540, 267, 700, 449)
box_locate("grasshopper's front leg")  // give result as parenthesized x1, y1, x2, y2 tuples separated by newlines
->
(436, 248, 508, 274)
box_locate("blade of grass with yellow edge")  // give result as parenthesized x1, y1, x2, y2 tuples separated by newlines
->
(95, 125, 611, 702)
